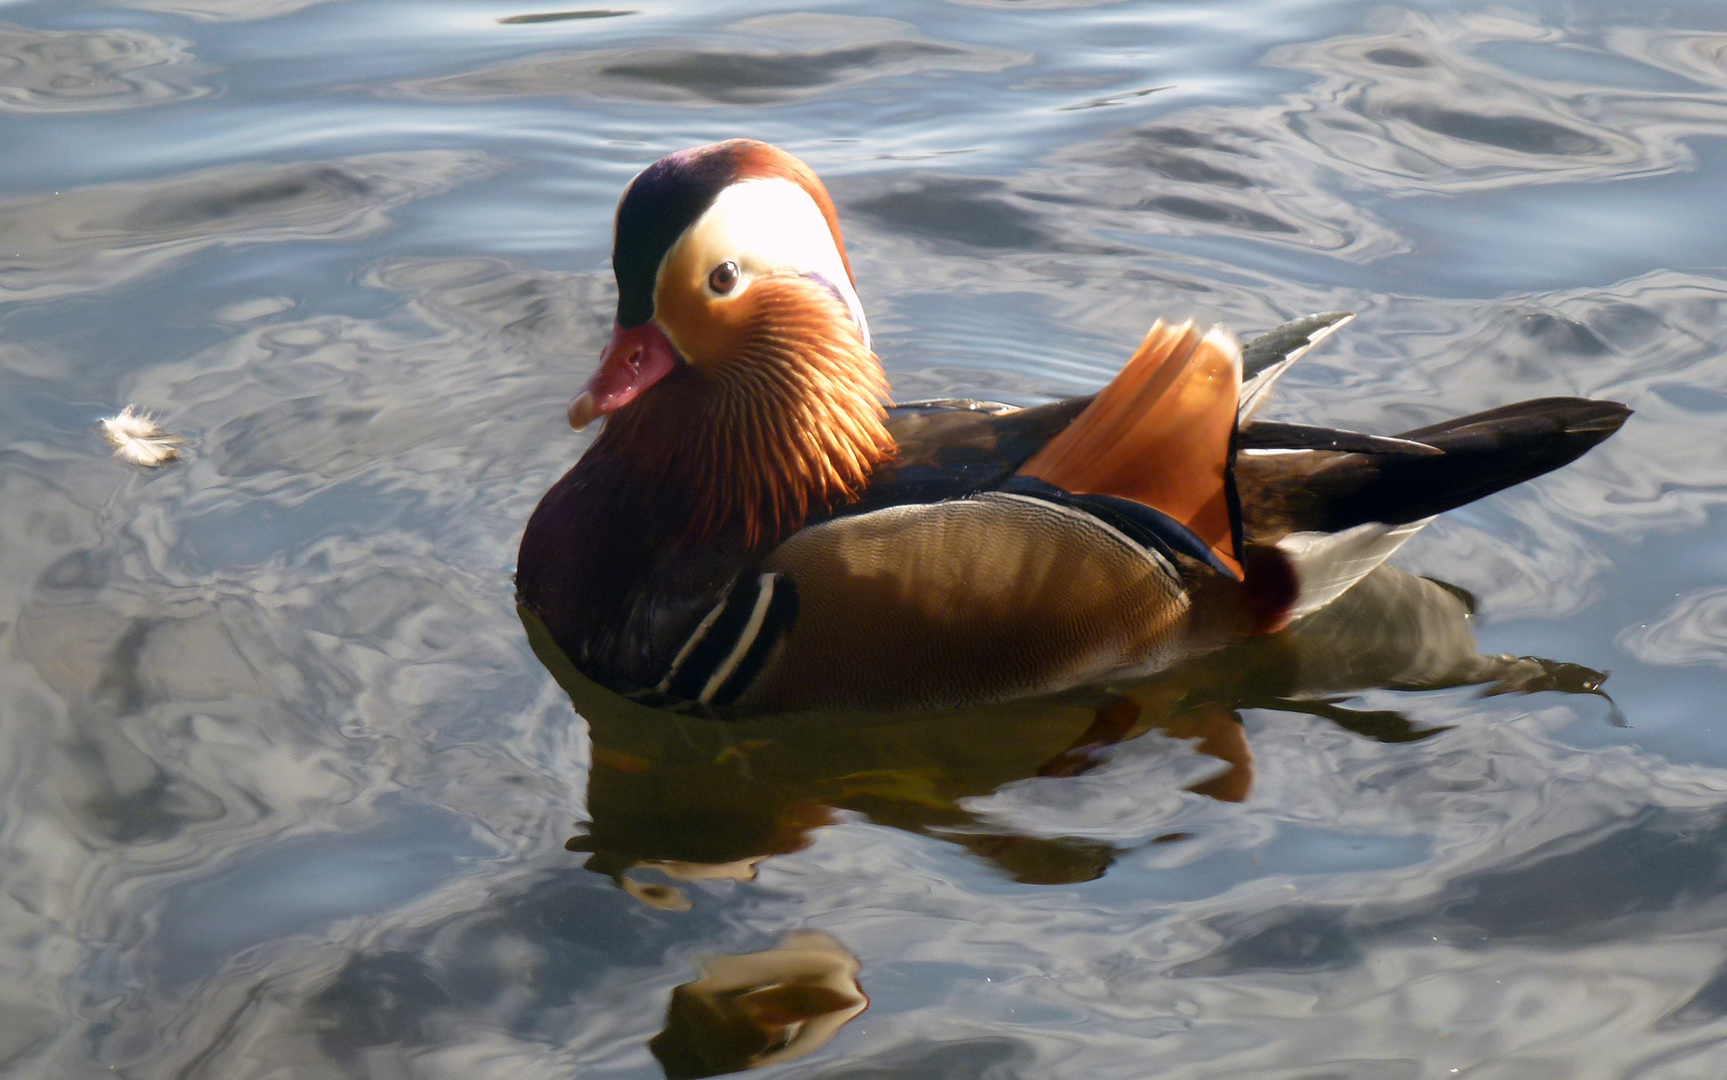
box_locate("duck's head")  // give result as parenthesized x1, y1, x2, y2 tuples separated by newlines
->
(573, 140, 874, 427)
(576, 140, 894, 546)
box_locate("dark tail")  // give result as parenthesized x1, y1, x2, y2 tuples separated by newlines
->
(1312, 397, 1630, 531)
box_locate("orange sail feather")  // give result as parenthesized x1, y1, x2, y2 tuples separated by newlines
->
(1017, 319, 1243, 577)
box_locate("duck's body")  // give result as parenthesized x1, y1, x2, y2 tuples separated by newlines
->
(518, 140, 1627, 716)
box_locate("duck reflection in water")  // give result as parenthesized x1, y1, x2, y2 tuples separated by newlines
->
(649, 931, 867, 1079)
(523, 562, 1611, 902)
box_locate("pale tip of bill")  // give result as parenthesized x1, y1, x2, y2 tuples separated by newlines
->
(99, 404, 186, 467)
(567, 391, 598, 432)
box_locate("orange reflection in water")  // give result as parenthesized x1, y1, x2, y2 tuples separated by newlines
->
(650, 931, 867, 1079)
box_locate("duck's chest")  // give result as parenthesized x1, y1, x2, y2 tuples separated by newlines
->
(516, 457, 751, 694)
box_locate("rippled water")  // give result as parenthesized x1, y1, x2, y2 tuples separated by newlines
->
(3, 0, 1727, 1075)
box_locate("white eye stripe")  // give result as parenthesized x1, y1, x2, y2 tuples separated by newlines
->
(668, 178, 871, 349)
(803, 270, 870, 338)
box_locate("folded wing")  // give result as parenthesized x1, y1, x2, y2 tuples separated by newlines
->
(734, 492, 1190, 713)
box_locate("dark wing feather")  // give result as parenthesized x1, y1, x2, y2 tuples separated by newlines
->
(1320, 397, 1630, 528)
(1239, 312, 1354, 420)
(1239, 421, 1441, 456)
(1237, 397, 1630, 539)
(1241, 312, 1355, 380)
(848, 397, 1094, 513)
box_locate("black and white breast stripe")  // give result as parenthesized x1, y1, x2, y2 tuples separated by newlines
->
(657, 572, 800, 707)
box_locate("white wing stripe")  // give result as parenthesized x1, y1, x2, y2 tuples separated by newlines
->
(698, 573, 778, 704)
(656, 577, 737, 694)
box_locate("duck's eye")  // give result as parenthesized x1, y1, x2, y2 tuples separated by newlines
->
(707, 261, 740, 295)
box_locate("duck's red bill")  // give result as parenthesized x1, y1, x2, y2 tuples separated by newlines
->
(568, 321, 679, 430)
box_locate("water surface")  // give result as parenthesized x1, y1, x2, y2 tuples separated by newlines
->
(3, 0, 1727, 1076)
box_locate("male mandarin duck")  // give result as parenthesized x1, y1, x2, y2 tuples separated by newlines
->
(517, 139, 1628, 716)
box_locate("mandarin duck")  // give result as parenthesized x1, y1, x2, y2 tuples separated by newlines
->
(517, 139, 1629, 716)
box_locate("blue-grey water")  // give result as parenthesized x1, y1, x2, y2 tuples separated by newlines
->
(3, 0, 1727, 1076)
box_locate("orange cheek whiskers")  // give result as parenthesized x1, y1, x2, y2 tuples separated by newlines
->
(596, 278, 893, 551)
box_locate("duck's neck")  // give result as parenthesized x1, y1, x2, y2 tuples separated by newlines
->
(594, 293, 895, 550)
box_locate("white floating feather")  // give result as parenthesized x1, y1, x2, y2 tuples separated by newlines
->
(100, 405, 185, 467)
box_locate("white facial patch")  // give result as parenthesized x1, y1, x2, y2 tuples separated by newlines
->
(670, 177, 870, 349)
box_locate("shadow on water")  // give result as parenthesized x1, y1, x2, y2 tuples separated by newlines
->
(525, 565, 1612, 907)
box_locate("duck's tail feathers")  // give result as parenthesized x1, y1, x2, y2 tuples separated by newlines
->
(1318, 397, 1631, 532)
(1238, 312, 1354, 422)
(1265, 396, 1629, 621)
